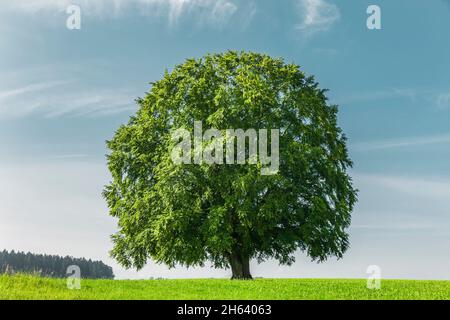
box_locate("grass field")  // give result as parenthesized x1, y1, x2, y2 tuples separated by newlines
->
(0, 275, 449, 300)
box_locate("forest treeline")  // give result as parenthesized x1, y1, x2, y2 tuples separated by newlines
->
(0, 249, 114, 279)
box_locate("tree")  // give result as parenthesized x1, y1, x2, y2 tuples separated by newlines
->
(103, 51, 357, 279)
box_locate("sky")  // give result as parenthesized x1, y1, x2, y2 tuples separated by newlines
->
(1, 0, 450, 280)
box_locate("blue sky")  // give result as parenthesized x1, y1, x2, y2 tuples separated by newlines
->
(1, 0, 450, 279)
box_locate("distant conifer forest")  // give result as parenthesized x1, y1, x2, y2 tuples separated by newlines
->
(0, 249, 114, 279)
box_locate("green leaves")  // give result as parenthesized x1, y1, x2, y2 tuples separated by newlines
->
(103, 51, 357, 273)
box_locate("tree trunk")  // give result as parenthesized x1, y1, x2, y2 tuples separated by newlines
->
(230, 251, 252, 280)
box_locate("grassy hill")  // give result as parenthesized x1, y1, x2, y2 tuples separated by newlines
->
(0, 274, 449, 300)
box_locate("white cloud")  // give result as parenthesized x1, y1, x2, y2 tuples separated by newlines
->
(434, 93, 450, 109)
(47, 154, 90, 160)
(1, 0, 71, 13)
(333, 88, 421, 105)
(0, 81, 137, 119)
(1, 0, 239, 26)
(0, 81, 68, 101)
(351, 132, 450, 151)
(355, 173, 450, 200)
(207, 1, 237, 26)
(295, 0, 340, 36)
(333, 87, 450, 111)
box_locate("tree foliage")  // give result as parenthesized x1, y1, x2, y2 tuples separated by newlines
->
(103, 51, 357, 279)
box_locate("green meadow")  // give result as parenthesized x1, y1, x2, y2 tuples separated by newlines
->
(0, 275, 449, 300)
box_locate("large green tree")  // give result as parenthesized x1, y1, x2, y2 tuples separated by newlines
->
(103, 51, 357, 279)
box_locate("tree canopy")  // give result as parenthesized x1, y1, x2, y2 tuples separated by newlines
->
(103, 51, 357, 279)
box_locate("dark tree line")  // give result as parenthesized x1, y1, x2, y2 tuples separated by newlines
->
(0, 249, 114, 279)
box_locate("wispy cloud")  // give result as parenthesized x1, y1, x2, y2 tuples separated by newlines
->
(351, 223, 439, 231)
(333, 88, 418, 105)
(1, 0, 239, 27)
(46, 154, 90, 160)
(205, 1, 237, 26)
(334, 87, 450, 111)
(351, 132, 450, 151)
(0, 81, 137, 119)
(355, 173, 450, 200)
(0, 81, 68, 101)
(295, 0, 340, 36)
(434, 93, 450, 109)
(350, 172, 450, 241)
